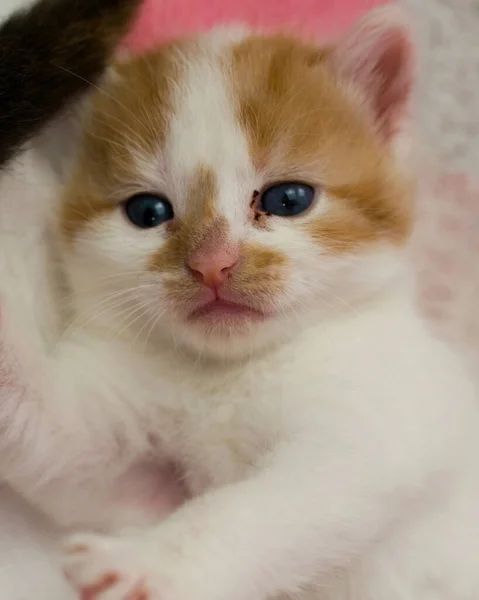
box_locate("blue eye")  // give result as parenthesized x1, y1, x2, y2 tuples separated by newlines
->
(124, 194, 174, 229)
(260, 183, 315, 217)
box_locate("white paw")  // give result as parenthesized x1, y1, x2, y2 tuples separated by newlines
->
(63, 532, 162, 600)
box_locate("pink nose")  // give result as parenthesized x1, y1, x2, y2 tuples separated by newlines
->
(187, 248, 238, 289)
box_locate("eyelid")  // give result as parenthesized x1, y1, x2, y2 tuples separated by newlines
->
(114, 186, 170, 205)
(256, 181, 318, 199)
(256, 179, 318, 198)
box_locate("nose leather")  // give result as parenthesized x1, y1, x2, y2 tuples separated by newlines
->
(187, 248, 238, 288)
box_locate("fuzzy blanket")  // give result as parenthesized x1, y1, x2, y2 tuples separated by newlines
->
(413, 173, 479, 365)
(125, 0, 383, 51)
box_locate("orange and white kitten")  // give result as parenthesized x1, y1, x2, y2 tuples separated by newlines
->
(1, 6, 479, 600)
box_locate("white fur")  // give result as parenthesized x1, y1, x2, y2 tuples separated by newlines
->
(1, 7, 479, 600)
(0, 148, 76, 599)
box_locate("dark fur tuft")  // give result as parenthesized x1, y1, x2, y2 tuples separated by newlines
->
(0, 0, 142, 167)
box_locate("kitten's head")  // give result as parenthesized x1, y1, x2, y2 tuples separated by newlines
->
(59, 6, 416, 359)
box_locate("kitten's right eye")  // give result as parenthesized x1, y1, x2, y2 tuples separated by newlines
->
(124, 194, 174, 229)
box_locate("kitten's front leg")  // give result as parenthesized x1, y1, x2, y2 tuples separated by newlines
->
(0, 307, 183, 531)
(63, 417, 454, 600)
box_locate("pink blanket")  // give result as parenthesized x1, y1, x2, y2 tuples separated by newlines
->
(126, 0, 384, 51)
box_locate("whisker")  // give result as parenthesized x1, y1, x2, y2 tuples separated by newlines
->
(110, 299, 158, 343)
(52, 63, 155, 134)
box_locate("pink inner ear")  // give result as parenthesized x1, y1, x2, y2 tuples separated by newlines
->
(372, 30, 414, 138)
(331, 6, 415, 141)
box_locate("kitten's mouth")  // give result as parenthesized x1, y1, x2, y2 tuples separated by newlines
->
(187, 299, 266, 326)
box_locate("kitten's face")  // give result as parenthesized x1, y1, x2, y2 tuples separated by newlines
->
(60, 9, 414, 358)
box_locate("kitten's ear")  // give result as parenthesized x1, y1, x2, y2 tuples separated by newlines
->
(329, 5, 415, 142)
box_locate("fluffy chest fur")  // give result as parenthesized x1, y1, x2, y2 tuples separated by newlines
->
(63, 293, 473, 505)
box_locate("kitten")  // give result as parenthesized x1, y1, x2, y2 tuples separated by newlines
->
(0, 0, 142, 168)
(2, 5, 479, 600)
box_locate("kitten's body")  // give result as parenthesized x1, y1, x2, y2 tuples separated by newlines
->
(2, 6, 479, 600)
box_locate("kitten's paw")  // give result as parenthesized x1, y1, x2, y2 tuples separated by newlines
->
(63, 533, 161, 600)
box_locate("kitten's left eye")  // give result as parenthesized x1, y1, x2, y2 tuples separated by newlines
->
(259, 183, 315, 217)
(124, 193, 174, 229)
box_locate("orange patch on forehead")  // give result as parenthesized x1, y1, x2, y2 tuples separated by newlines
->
(60, 41, 189, 241)
(230, 34, 412, 251)
(231, 35, 332, 166)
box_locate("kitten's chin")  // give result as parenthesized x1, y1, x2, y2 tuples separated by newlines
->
(158, 294, 278, 360)
(169, 312, 290, 362)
